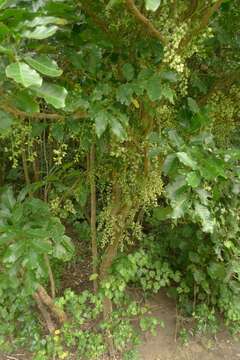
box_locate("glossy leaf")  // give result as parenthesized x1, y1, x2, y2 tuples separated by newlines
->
(177, 152, 197, 169)
(25, 55, 63, 77)
(24, 16, 68, 27)
(145, 0, 161, 11)
(5, 62, 42, 88)
(195, 202, 215, 233)
(94, 111, 109, 138)
(32, 82, 68, 108)
(22, 25, 58, 40)
(186, 172, 201, 188)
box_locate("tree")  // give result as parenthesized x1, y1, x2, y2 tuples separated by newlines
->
(0, 0, 239, 358)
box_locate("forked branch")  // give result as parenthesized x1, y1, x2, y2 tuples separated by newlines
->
(125, 0, 166, 45)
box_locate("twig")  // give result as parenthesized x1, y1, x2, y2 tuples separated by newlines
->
(125, 0, 166, 45)
(44, 254, 56, 299)
(22, 151, 33, 197)
(90, 143, 98, 292)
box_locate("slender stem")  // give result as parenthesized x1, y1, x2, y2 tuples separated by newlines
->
(90, 144, 98, 292)
(44, 254, 56, 299)
(22, 150, 33, 197)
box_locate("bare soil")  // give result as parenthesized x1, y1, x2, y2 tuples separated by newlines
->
(138, 291, 240, 360)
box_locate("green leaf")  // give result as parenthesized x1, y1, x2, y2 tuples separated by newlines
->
(1, 187, 15, 210)
(25, 55, 63, 78)
(32, 82, 68, 109)
(187, 97, 200, 113)
(171, 195, 189, 219)
(146, 75, 162, 101)
(22, 25, 58, 40)
(160, 71, 178, 83)
(122, 63, 134, 81)
(166, 175, 187, 201)
(0, 45, 14, 56)
(53, 243, 68, 260)
(0, 110, 13, 130)
(196, 189, 210, 205)
(163, 154, 178, 176)
(89, 273, 98, 281)
(177, 152, 197, 169)
(94, 111, 109, 138)
(186, 172, 201, 188)
(208, 262, 225, 280)
(162, 84, 175, 104)
(193, 269, 206, 284)
(152, 207, 172, 221)
(194, 202, 215, 233)
(51, 123, 64, 141)
(0, 0, 8, 9)
(145, 0, 161, 11)
(13, 91, 39, 113)
(110, 118, 126, 140)
(116, 84, 133, 105)
(168, 130, 184, 149)
(0, 22, 9, 40)
(24, 16, 68, 27)
(5, 62, 42, 88)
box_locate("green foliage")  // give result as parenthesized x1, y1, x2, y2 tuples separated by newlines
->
(0, 0, 239, 358)
(0, 187, 74, 295)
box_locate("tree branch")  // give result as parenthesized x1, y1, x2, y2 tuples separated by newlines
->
(200, 0, 224, 30)
(125, 0, 166, 45)
(182, 0, 199, 22)
(0, 102, 87, 121)
(179, 0, 223, 50)
(0, 102, 64, 120)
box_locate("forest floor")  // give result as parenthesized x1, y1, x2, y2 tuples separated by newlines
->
(1, 226, 240, 360)
(2, 291, 240, 360)
(138, 291, 240, 360)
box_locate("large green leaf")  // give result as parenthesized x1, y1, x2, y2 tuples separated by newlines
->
(122, 63, 135, 81)
(146, 75, 162, 101)
(5, 62, 42, 88)
(145, 0, 161, 11)
(194, 202, 215, 233)
(186, 172, 201, 188)
(22, 25, 58, 40)
(32, 82, 68, 109)
(110, 118, 126, 140)
(24, 16, 68, 27)
(163, 154, 178, 176)
(177, 152, 197, 169)
(0, 110, 13, 130)
(25, 55, 63, 77)
(187, 97, 200, 113)
(13, 91, 39, 113)
(94, 111, 109, 138)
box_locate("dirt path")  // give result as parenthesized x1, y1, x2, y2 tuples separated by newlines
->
(1, 291, 240, 360)
(138, 292, 240, 360)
